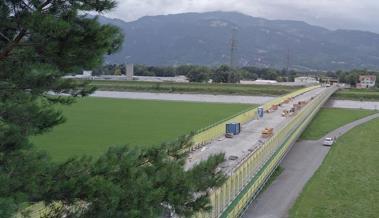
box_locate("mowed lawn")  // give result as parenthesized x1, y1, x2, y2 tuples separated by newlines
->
(32, 97, 252, 161)
(334, 88, 379, 101)
(290, 118, 379, 218)
(301, 108, 376, 140)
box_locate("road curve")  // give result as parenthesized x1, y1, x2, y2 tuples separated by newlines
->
(242, 113, 379, 218)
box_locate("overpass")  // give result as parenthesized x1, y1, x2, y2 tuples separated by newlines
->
(185, 85, 338, 218)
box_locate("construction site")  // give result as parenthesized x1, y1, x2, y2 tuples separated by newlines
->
(186, 88, 324, 173)
(184, 85, 337, 218)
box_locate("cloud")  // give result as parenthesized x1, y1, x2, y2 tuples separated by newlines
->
(105, 0, 379, 33)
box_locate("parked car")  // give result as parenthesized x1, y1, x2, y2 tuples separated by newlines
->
(323, 137, 334, 146)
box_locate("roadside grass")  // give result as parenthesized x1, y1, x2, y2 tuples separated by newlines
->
(289, 118, 379, 218)
(32, 97, 252, 162)
(333, 88, 379, 101)
(88, 80, 302, 96)
(260, 166, 284, 193)
(300, 108, 376, 140)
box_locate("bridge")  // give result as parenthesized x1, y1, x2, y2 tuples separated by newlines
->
(185, 85, 337, 218)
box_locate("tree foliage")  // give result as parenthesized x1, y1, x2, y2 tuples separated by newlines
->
(41, 136, 225, 218)
(1, 1, 227, 217)
(0, 0, 121, 216)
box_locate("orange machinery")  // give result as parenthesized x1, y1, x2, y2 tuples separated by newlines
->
(261, 128, 274, 138)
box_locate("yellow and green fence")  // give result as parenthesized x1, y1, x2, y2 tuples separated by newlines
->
(193, 86, 337, 218)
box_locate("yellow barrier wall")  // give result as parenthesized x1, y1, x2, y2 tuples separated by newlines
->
(194, 86, 337, 218)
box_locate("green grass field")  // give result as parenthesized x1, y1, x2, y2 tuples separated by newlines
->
(89, 80, 301, 96)
(32, 97, 252, 162)
(333, 88, 379, 101)
(290, 118, 379, 218)
(301, 108, 376, 140)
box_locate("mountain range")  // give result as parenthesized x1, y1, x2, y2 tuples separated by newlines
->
(98, 11, 379, 71)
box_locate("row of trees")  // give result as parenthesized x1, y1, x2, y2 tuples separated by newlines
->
(95, 64, 298, 83)
(335, 70, 379, 87)
(1, 1, 225, 217)
(95, 64, 379, 86)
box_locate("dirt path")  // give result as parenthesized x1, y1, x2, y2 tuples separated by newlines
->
(242, 113, 379, 218)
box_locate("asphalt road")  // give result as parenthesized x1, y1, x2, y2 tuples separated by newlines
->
(325, 99, 379, 110)
(91, 91, 379, 110)
(91, 91, 274, 105)
(242, 113, 379, 218)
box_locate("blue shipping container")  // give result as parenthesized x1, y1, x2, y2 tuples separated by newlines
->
(258, 107, 264, 118)
(226, 123, 241, 135)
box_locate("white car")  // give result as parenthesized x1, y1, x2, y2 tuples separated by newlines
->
(323, 137, 334, 146)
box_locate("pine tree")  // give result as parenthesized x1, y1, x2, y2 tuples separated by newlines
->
(1, 1, 226, 217)
(0, 0, 122, 216)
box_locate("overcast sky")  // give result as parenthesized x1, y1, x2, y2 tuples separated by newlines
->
(104, 0, 379, 33)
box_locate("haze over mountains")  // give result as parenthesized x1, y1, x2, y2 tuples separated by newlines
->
(99, 11, 379, 71)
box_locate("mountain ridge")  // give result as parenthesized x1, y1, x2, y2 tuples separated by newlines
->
(99, 11, 379, 71)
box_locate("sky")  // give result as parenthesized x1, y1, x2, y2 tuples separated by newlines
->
(104, 0, 379, 33)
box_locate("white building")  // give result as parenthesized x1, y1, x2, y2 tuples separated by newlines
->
(240, 79, 278, 85)
(294, 76, 318, 84)
(126, 64, 134, 81)
(357, 75, 376, 88)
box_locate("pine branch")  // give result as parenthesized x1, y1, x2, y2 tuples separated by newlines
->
(0, 32, 11, 42)
(0, 29, 27, 62)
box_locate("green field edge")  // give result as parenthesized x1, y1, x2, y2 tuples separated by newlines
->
(88, 80, 303, 96)
(289, 117, 379, 218)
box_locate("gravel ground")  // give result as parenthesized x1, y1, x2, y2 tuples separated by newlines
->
(242, 113, 379, 218)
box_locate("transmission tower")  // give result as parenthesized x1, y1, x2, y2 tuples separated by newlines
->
(230, 27, 238, 68)
(286, 48, 291, 72)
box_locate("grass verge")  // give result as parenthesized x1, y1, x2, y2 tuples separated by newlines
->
(333, 88, 379, 101)
(32, 97, 252, 162)
(89, 80, 302, 96)
(301, 108, 376, 140)
(260, 166, 284, 193)
(290, 118, 379, 218)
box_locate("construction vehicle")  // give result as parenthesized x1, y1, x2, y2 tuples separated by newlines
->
(261, 128, 273, 138)
(282, 109, 289, 117)
(283, 98, 291, 104)
(271, 104, 279, 111)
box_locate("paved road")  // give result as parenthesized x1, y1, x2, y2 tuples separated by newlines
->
(91, 91, 275, 105)
(326, 99, 379, 110)
(91, 91, 379, 110)
(242, 113, 379, 218)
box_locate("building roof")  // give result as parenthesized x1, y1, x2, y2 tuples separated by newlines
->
(359, 75, 376, 81)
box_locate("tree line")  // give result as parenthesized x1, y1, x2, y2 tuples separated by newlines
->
(335, 70, 379, 87)
(94, 64, 298, 83)
(95, 64, 379, 87)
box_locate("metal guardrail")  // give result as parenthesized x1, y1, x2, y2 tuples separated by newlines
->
(193, 87, 337, 218)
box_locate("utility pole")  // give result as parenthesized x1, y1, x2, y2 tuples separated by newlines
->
(286, 48, 291, 72)
(230, 27, 238, 68)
